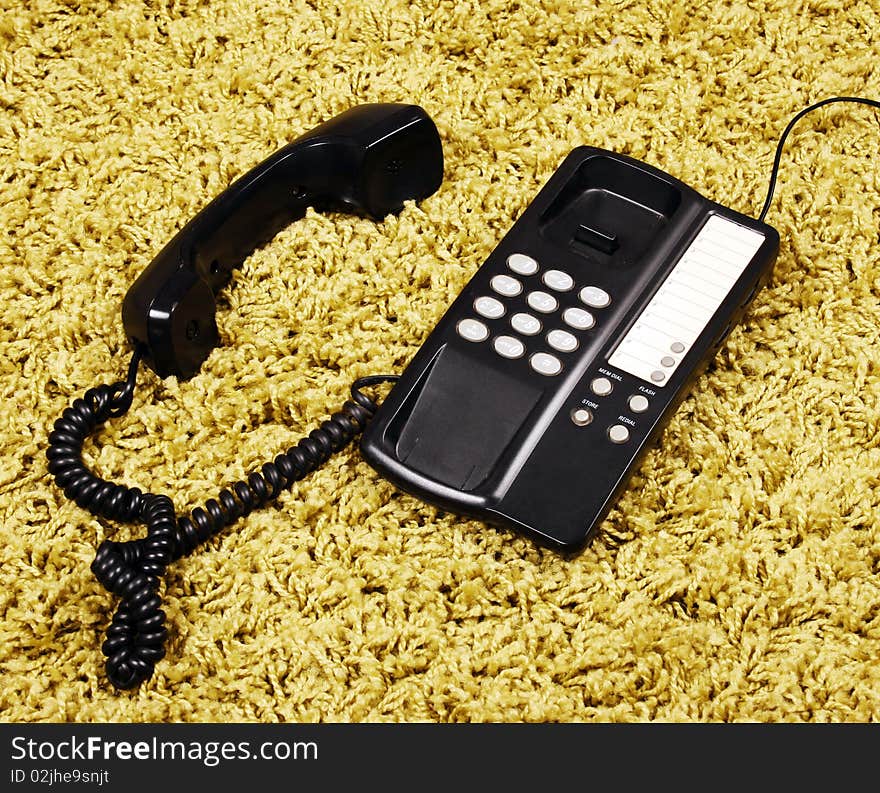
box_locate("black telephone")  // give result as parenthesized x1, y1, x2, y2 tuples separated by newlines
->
(46, 98, 878, 688)
(360, 150, 779, 552)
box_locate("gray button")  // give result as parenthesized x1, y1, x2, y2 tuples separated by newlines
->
(507, 253, 539, 276)
(579, 285, 611, 308)
(546, 329, 578, 353)
(474, 296, 505, 319)
(493, 335, 525, 359)
(651, 370, 666, 382)
(608, 424, 630, 443)
(490, 274, 522, 297)
(571, 408, 593, 426)
(542, 269, 574, 292)
(628, 394, 649, 413)
(562, 307, 595, 330)
(527, 290, 558, 314)
(661, 355, 676, 367)
(530, 352, 563, 376)
(670, 341, 686, 353)
(591, 377, 613, 396)
(456, 318, 489, 342)
(510, 312, 542, 336)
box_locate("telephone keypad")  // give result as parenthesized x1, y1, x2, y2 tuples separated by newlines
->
(459, 252, 614, 376)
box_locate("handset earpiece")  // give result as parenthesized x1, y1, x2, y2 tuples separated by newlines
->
(121, 103, 444, 379)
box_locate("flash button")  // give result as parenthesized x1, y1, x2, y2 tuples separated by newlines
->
(628, 394, 649, 413)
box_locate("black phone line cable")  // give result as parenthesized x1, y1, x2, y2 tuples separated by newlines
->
(46, 346, 398, 690)
(757, 96, 880, 222)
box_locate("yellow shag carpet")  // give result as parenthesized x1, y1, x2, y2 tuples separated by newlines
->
(1, 0, 879, 722)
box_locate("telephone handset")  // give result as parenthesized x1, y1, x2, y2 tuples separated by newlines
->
(47, 103, 443, 689)
(122, 102, 444, 379)
(46, 97, 878, 688)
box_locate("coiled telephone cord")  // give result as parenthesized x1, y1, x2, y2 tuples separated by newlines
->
(46, 347, 397, 689)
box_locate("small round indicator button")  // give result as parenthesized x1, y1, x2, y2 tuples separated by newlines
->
(661, 355, 676, 368)
(670, 341, 686, 354)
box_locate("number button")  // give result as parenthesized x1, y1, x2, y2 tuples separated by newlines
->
(546, 329, 578, 353)
(579, 286, 611, 308)
(507, 253, 539, 276)
(562, 307, 595, 330)
(493, 335, 525, 359)
(526, 291, 558, 314)
(530, 352, 563, 376)
(510, 312, 542, 336)
(456, 318, 489, 342)
(542, 269, 574, 291)
(474, 296, 505, 319)
(490, 274, 522, 297)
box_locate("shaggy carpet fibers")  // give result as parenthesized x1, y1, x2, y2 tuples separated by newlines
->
(1, 0, 879, 722)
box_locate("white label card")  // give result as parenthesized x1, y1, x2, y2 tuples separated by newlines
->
(607, 215, 765, 386)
